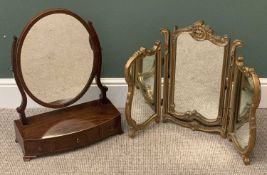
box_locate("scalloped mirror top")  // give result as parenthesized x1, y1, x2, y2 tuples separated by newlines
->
(174, 33, 224, 119)
(20, 13, 93, 105)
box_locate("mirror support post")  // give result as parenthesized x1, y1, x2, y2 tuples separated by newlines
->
(96, 75, 108, 103)
(12, 36, 28, 125)
(87, 21, 108, 103)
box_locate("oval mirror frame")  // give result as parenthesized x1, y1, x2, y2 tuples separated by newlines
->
(124, 41, 161, 138)
(14, 8, 100, 108)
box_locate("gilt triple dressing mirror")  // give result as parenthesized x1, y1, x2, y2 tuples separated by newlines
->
(124, 21, 261, 165)
(12, 9, 122, 161)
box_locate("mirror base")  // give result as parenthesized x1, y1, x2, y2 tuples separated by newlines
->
(128, 128, 136, 138)
(23, 156, 37, 162)
(14, 99, 123, 161)
(163, 116, 222, 134)
(243, 155, 250, 165)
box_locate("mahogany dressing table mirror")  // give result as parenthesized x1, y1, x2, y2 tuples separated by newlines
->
(12, 9, 122, 161)
(124, 21, 261, 165)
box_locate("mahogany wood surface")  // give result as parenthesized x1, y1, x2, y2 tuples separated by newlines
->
(12, 8, 122, 161)
(14, 99, 123, 161)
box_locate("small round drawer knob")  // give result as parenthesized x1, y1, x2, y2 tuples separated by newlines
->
(76, 138, 80, 144)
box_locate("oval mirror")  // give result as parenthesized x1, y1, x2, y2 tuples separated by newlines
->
(17, 9, 95, 108)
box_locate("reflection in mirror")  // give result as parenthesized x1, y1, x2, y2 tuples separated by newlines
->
(234, 75, 253, 149)
(20, 13, 93, 104)
(174, 32, 225, 120)
(131, 55, 156, 124)
(136, 55, 156, 105)
(228, 57, 261, 165)
(163, 21, 229, 134)
(125, 42, 161, 138)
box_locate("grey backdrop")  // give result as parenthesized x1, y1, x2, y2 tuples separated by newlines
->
(0, 0, 267, 78)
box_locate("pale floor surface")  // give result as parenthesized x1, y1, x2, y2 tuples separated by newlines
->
(0, 108, 266, 175)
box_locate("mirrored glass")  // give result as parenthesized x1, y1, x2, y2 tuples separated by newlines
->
(21, 13, 93, 104)
(235, 75, 253, 148)
(130, 55, 156, 124)
(174, 33, 224, 120)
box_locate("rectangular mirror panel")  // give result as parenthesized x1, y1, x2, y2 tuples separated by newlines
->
(174, 33, 225, 119)
(131, 55, 156, 124)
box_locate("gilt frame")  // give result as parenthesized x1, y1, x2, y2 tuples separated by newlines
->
(162, 21, 230, 136)
(124, 41, 161, 138)
(227, 56, 261, 165)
